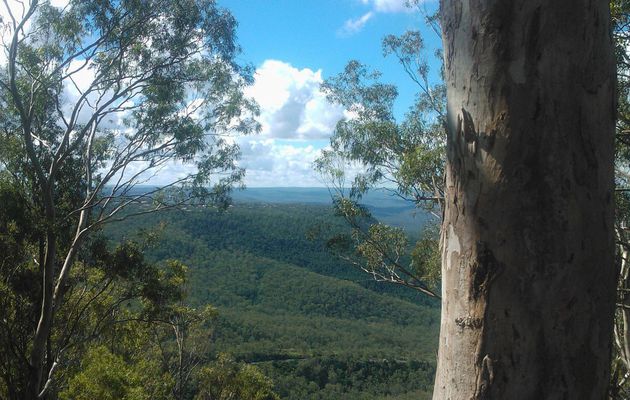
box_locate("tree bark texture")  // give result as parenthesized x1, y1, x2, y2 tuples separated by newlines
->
(434, 1, 617, 399)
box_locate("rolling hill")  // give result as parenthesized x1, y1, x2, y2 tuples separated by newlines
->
(105, 189, 439, 399)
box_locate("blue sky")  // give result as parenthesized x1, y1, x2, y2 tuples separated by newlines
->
(218, 0, 441, 187)
(0, 0, 441, 188)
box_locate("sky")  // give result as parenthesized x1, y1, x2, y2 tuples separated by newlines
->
(1, 0, 441, 188)
(219, 0, 441, 187)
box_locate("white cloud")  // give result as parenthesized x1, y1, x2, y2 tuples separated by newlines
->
(246, 60, 344, 141)
(220, 59, 357, 187)
(60, 59, 132, 130)
(49, 0, 70, 8)
(341, 0, 432, 35)
(236, 138, 367, 188)
(145, 138, 329, 188)
(228, 59, 376, 187)
(0, 0, 72, 72)
(238, 139, 327, 187)
(369, 0, 411, 13)
(339, 12, 373, 36)
(144, 59, 350, 188)
(362, 0, 430, 13)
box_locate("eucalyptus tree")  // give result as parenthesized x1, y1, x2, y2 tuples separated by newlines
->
(610, 0, 630, 397)
(322, 2, 620, 398)
(435, 1, 616, 398)
(0, 0, 257, 398)
(316, 29, 445, 299)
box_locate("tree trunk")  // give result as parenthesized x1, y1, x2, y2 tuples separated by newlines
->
(27, 181, 57, 400)
(434, 1, 617, 399)
(27, 231, 56, 400)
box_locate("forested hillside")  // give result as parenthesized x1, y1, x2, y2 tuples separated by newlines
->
(1, 0, 625, 398)
(106, 199, 439, 399)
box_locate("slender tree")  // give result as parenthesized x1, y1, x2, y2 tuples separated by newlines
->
(435, 1, 617, 398)
(609, 0, 630, 396)
(316, 30, 445, 298)
(0, 0, 257, 398)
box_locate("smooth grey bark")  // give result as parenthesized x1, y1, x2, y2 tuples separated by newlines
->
(434, 1, 617, 399)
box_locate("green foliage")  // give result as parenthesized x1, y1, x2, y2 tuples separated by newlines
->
(0, 173, 221, 399)
(317, 30, 445, 204)
(2, 181, 436, 399)
(195, 354, 279, 400)
(108, 203, 438, 306)
(149, 301, 218, 400)
(106, 203, 440, 399)
(410, 226, 441, 290)
(356, 223, 408, 271)
(59, 346, 172, 400)
(49, 246, 198, 398)
(0, 1, 257, 396)
(260, 356, 434, 400)
(314, 28, 445, 299)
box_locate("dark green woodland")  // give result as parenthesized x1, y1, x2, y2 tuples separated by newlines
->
(105, 198, 439, 399)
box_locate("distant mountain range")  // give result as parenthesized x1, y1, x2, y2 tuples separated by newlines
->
(233, 187, 434, 233)
(123, 186, 435, 233)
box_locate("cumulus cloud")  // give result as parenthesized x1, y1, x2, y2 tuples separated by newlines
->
(148, 59, 348, 187)
(139, 138, 328, 187)
(245, 60, 344, 141)
(362, 0, 410, 13)
(232, 59, 352, 186)
(238, 139, 327, 187)
(236, 137, 367, 188)
(341, 0, 432, 35)
(339, 12, 374, 36)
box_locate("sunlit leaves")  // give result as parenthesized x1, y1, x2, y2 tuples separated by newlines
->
(59, 346, 173, 400)
(355, 223, 407, 273)
(3, 0, 260, 218)
(318, 30, 445, 205)
(315, 29, 445, 298)
(410, 227, 440, 290)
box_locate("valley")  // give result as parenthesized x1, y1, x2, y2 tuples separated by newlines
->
(106, 189, 439, 399)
